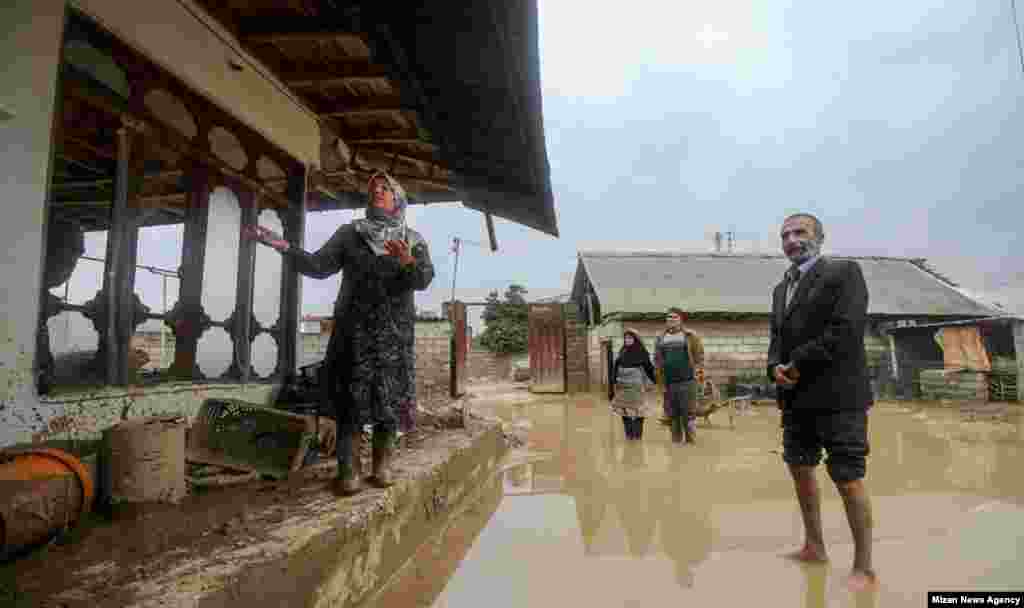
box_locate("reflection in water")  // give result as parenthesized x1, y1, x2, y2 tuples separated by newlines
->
(543, 400, 715, 588)
(801, 565, 827, 608)
(376, 394, 1024, 608)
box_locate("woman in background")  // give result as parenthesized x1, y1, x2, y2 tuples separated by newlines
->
(609, 329, 657, 440)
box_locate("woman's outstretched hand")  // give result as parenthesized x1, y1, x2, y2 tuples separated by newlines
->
(384, 239, 415, 267)
(243, 225, 289, 252)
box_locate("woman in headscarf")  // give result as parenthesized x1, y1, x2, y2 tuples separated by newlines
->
(245, 171, 434, 495)
(608, 329, 657, 440)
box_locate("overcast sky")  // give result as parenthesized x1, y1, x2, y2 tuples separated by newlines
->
(406, 0, 1023, 321)
(59, 0, 1024, 340)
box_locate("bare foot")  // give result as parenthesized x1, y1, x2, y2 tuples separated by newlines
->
(846, 569, 878, 592)
(782, 545, 829, 563)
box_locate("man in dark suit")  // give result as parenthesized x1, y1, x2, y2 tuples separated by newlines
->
(767, 213, 876, 592)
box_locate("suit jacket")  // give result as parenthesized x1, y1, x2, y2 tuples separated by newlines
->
(767, 257, 872, 412)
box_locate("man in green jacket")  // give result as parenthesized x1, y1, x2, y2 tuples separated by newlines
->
(655, 307, 706, 444)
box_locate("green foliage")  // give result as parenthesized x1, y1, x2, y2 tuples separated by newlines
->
(479, 284, 529, 354)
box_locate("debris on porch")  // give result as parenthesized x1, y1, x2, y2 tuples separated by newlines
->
(1, 400, 507, 608)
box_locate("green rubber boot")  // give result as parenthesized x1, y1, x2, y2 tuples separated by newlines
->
(333, 429, 363, 496)
(670, 415, 685, 444)
(368, 427, 396, 488)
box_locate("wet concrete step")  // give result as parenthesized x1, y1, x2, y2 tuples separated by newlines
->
(18, 421, 508, 608)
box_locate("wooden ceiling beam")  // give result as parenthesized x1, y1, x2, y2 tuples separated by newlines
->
(51, 170, 184, 191)
(237, 15, 366, 44)
(51, 192, 187, 208)
(323, 105, 414, 117)
(62, 80, 294, 210)
(315, 94, 411, 116)
(344, 137, 434, 147)
(282, 63, 390, 89)
(288, 75, 389, 90)
(342, 165, 454, 191)
(355, 148, 448, 175)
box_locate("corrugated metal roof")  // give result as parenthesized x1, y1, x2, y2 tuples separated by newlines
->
(577, 252, 999, 317)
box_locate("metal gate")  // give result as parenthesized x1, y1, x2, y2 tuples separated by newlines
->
(449, 301, 468, 398)
(528, 303, 565, 393)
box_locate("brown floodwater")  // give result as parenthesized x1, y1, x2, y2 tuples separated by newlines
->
(369, 387, 1024, 608)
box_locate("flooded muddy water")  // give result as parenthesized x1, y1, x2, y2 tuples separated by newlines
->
(370, 388, 1024, 608)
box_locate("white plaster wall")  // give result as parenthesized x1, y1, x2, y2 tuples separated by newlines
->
(1014, 321, 1024, 402)
(0, 0, 67, 447)
(70, 0, 322, 166)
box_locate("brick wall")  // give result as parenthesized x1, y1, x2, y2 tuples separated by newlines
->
(564, 303, 589, 393)
(587, 331, 605, 392)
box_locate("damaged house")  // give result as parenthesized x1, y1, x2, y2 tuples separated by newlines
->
(570, 251, 1023, 402)
(1, 0, 557, 448)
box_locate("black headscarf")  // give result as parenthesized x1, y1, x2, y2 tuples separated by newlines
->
(617, 329, 651, 368)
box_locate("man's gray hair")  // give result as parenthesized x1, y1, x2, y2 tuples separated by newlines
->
(783, 213, 825, 243)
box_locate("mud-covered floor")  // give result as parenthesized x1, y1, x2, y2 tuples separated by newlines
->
(370, 386, 1024, 608)
(0, 413, 464, 608)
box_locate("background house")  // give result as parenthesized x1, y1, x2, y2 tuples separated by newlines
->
(570, 251, 1019, 401)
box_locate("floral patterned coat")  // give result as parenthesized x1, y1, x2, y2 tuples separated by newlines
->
(285, 224, 434, 430)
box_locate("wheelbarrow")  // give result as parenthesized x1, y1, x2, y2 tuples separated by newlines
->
(691, 380, 753, 429)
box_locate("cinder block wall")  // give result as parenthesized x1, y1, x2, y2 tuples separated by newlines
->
(610, 319, 772, 388)
(414, 321, 453, 411)
(582, 318, 895, 395)
(466, 349, 514, 382)
(300, 321, 452, 412)
(920, 369, 989, 402)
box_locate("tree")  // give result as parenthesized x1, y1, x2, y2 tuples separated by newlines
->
(504, 284, 528, 306)
(478, 284, 530, 354)
(481, 290, 501, 324)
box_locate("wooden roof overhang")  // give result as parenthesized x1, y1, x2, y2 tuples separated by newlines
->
(51, 13, 305, 232)
(194, 1, 559, 237)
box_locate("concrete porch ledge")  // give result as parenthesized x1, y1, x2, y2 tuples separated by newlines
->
(19, 420, 507, 608)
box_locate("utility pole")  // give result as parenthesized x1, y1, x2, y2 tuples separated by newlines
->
(145, 266, 179, 368)
(450, 237, 461, 311)
(449, 235, 489, 314)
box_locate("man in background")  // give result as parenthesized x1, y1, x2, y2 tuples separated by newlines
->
(655, 307, 705, 444)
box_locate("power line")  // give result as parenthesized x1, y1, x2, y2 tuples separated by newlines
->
(1013, 0, 1024, 76)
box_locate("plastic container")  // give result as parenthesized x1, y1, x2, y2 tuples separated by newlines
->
(0, 447, 94, 557)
